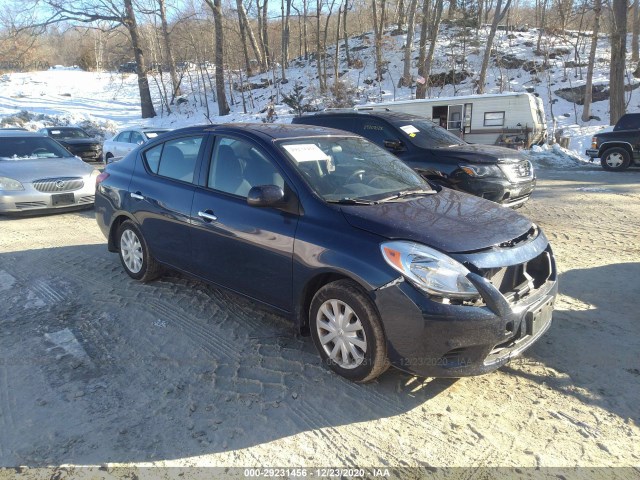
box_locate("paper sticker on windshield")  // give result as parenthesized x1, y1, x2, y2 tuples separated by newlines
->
(400, 125, 420, 135)
(51, 130, 61, 134)
(283, 144, 330, 163)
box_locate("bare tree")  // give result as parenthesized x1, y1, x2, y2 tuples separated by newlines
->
(609, 0, 627, 124)
(157, 0, 181, 101)
(281, 0, 292, 80)
(372, 0, 387, 82)
(416, 0, 444, 98)
(238, 0, 266, 72)
(37, 0, 156, 117)
(399, 0, 418, 87)
(204, 0, 230, 115)
(581, 0, 600, 121)
(342, 0, 351, 65)
(631, 0, 639, 63)
(477, 0, 513, 94)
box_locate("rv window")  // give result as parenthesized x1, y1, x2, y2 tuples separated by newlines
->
(484, 112, 505, 127)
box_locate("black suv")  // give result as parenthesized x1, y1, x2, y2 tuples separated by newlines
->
(586, 113, 640, 171)
(39, 127, 102, 163)
(293, 111, 536, 208)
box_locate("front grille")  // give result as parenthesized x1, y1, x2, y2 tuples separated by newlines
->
(15, 201, 47, 209)
(499, 160, 533, 182)
(480, 250, 552, 303)
(32, 177, 84, 193)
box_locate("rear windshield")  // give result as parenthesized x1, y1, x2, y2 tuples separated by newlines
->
(0, 137, 74, 160)
(389, 119, 466, 148)
(48, 128, 90, 139)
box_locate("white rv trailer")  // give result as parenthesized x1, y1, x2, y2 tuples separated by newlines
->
(364, 92, 548, 149)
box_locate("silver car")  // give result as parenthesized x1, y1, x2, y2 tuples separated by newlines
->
(102, 127, 170, 164)
(0, 131, 99, 214)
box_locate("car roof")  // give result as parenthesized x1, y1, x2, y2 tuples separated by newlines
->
(297, 109, 427, 123)
(165, 122, 357, 140)
(0, 131, 46, 137)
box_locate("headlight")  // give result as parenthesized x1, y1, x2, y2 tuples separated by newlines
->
(0, 176, 24, 191)
(381, 241, 479, 299)
(459, 164, 501, 177)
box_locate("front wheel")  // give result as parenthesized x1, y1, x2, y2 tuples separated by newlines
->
(117, 220, 162, 282)
(600, 147, 631, 171)
(309, 280, 389, 382)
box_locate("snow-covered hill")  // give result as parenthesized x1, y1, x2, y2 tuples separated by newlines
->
(1, 24, 638, 166)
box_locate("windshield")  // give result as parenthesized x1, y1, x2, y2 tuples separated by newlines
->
(277, 136, 430, 202)
(48, 128, 90, 139)
(390, 119, 466, 148)
(0, 137, 74, 160)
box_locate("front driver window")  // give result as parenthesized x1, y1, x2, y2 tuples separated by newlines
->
(208, 137, 284, 197)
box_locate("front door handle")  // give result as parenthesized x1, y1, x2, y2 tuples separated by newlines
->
(198, 210, 218, 222)
(130, 192, 144, 200)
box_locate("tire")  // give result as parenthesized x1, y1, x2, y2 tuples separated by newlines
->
(600, 147, 631, 171)
(309, 280, 389, 383)
(117, 220, 162, 282)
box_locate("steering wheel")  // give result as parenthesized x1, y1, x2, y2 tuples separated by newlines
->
(31, 148, 49, 156)
(346, 169, 366, 184)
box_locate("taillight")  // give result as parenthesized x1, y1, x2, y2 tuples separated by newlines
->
(96, 172, 110, 186)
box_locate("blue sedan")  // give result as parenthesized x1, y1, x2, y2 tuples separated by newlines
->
(95, 123, 557, 382)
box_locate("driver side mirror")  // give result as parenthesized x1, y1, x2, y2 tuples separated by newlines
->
(383, 139, 405, 151)
(247, 185, 287, 208)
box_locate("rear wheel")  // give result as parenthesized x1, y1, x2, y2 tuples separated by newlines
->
(309, 280, 389, 382)
(600, 147, 631, 171)
(117, 220, 162, 282)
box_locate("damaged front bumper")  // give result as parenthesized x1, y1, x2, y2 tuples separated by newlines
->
(373, 231, 557, 377)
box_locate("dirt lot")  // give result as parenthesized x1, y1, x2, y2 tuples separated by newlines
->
(0, 165, 639, 471)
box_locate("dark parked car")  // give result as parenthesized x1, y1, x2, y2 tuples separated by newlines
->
(586, 113, 640, 171)
(117, 62, 137, 73)
(39, 127, 102, 163)
(292, 111, 536, 208)
(95, 124, 557, 382)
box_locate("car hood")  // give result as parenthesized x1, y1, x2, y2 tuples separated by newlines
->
(56, 138, 101, 147)
(0, 157, 95, 182)
(340, 188, 533, 253)
(433, 144, 526, 164)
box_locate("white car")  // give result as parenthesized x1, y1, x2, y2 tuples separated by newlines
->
(103, 127, 170, 164)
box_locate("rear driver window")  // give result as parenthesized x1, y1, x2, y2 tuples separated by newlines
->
(144, 136, 204, 183)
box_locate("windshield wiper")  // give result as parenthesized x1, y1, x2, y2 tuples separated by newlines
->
(376, 188, 436, 203)
(327, 198, 377, 205)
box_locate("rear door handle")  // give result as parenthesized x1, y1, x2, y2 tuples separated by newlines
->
(130, 192, 144, 200)
(198, 210, 218, 222)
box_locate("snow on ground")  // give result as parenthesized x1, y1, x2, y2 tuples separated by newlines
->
(1, 24, 639, 167)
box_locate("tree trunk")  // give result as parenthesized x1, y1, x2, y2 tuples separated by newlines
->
(124, 0, 156, 118)
(334, 2, 342, 86)
(316, 0, 326, 92)
(343, 0, 351, 65)
(303, 0, 309, 59)
(448, 0, 457, 19)
(399, 0, 418, 87)
(415, 0, 431, 99)
(158, 0, 181, 101)
(204, 0, 230, 116)
(396, 0, 406, 30)
(372, 0, 386, 81)
(238, 2, 265, 72)
(416, 0, 443, 98)
(281, 0, 291, 80)
(632, 0, 639, 62)
(262, 0, 271, 68)
(321, 0, 337, 88)
(581, 0, 600, 122)
(477, 0, 512, 94)
(236, 0, 254, 76)
(536, 0, 547, 53)
(609, 0, 627, 124)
